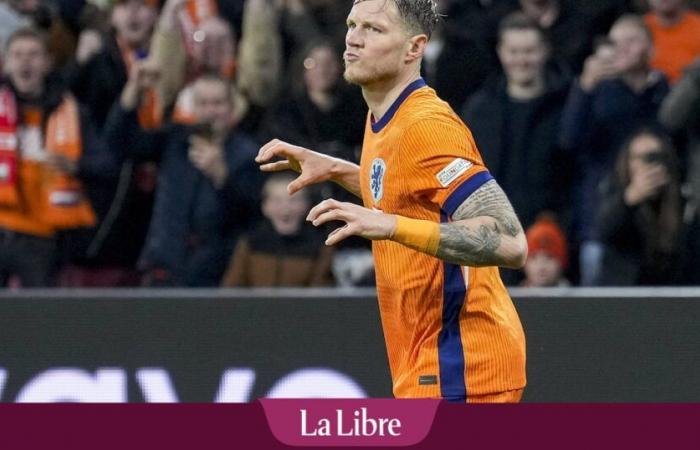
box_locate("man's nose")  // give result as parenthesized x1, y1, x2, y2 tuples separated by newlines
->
(346, 28, 361, 48)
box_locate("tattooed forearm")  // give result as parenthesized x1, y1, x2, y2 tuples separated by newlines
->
(437, 221, 503, 266)
(436, 180, 526, 268)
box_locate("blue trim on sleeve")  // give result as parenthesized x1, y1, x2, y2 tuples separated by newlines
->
(370, 78, 427, 134)
(438, 210, 468, 400)
(442, 171, 494, 218)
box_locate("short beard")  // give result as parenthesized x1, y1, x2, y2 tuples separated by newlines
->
(343, 65, 394, 88)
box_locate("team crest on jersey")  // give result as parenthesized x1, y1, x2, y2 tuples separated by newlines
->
(370, 158, 386, 204)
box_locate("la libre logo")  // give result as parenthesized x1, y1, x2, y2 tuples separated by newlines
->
(300, 407, 402, 437)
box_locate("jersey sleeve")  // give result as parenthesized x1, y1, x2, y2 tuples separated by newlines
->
(400, 118, 494, 218)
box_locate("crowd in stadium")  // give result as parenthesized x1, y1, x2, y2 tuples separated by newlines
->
(0, 0, 699, 288)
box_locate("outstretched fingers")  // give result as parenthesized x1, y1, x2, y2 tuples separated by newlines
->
(256, 139, 300, 164)
(325, 224, 355, 246)
(255, 139, 280, 162)
(306, 199, 358, 246)
(307, 199, 343, 223)
(259, 160, 292, 172)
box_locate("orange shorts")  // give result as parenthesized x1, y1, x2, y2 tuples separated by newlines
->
(466, 389, 524, 404)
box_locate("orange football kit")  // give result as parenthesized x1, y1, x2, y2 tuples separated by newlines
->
(359, 79, 526, 402)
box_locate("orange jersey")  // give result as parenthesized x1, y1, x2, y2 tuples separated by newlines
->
(359, 79, 526, 400)
(645, 11, 700, 83)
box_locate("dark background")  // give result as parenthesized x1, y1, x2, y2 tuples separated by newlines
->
(0, 288, 698, 402)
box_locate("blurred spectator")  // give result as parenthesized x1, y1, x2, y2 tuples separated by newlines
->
(0, 28, 116, 287)
(644, 0, 700, 83)
(422, 0, 517, 111)
(278, 0, 347, 53)
(462, 13, 573, 285)
(597, 128, 685, 285)
(559, 14, 669, 285)
(151, 0, 282, 132)
(259, 39, 364, 165)
(59, 0, 160, 286)
(462, 13, 573, 232)
(69, 0, 159, 130)
(221, 172, 333, 287)
(522, 214, 570, 287)
(105, 70, 263, 286)
(517, 0, 596, 73)
(658, 57, 700, 283)
(1, 1, 78, 69)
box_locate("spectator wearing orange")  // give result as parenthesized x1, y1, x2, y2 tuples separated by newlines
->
(645, 0, 700, 83)
(150, 0, 282, 131)
(522, 215, 570, 287)
(0, 28, 116, 287)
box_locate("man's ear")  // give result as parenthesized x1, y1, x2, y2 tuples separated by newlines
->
(405, 34, 428, 63)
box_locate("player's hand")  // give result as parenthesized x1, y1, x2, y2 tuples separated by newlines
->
(256, 139, 338, 194)
(307, 199, 398, 246)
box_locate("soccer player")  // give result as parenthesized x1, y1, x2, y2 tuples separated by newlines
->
(256, 0, 527, 403)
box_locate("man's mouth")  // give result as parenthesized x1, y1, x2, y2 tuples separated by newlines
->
(344, 51, 359, 62)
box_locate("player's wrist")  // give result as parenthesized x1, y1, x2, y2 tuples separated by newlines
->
(391, 215, 441, 256)
(329, 157, 358, 183)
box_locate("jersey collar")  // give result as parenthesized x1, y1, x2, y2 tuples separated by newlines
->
(370, 78, 427, 134)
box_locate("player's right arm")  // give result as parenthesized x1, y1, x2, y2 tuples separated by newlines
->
(255, 139, 362, 197)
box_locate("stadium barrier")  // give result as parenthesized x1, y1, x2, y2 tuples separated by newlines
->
(0, 288, 698, 402)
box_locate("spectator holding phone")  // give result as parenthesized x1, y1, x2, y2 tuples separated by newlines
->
(559, 14, 669, 285)
(597, 128, 685, 285)
(105, 68, 263, 286)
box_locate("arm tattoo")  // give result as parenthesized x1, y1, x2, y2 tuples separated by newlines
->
(451, 180, 521, 236)
(436, 180, 524, 267)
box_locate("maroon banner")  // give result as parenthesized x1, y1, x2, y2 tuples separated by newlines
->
(0, 402, 698, 449)
(260, 399, 439, 446)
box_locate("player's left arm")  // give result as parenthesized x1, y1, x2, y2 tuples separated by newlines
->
(435, 179, 527, 269)
(305, 180, 527, 269)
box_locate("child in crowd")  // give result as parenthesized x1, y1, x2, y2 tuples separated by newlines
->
(221, 173, 334, 287)
(522, 215, 570, 287)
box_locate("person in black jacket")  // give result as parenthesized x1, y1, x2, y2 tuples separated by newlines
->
(462, 13, 573, 285)
(597, 128, 685, 285)
(105, 69, 264, 286)
(55, 0, 160, 285)
(462, 12, 573, 233)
